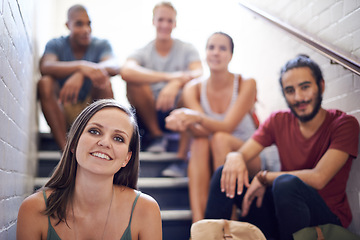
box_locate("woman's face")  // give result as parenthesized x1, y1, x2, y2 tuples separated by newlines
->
(76, 108, 133, 177)
(206, 34, 233, 71)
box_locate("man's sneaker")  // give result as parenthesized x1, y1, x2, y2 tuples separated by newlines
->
(146, 136, 167, 153)
(161, 161, 188, 177)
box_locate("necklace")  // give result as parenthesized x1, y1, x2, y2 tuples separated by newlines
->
(72, 185, 115, 240)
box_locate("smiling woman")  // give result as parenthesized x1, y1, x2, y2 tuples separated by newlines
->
(76, 108, 134, 177)
(16, 99, 162, 240)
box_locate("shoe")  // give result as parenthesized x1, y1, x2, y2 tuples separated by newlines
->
(162, 161, 188, 177)
(146, 136, 167, 153)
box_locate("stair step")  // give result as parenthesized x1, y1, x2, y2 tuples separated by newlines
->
(161, 209, 192, 221)
(34, 177, 188, 188)
(162, 211, 192, 240)
(38, 132, 181, 152)
(34, 178, 191, 217)
(36, 151, 181, 163)
(35, 176, 190, 210)
(37, 151, 183, 178)
(38, 132, 61, 151)
(38, 151, 180, 161)
(163, 219, 192, 240)
(139, 178, 189, 209)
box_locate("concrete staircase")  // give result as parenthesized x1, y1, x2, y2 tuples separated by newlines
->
(35, 133, 192, 240)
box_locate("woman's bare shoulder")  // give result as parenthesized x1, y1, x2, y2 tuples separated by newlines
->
(132, 192, 162, 238)
(115, 187, 159, 210)
(131, 191, 160, 220)
(17, 190, 48, 239)
(237, 74, 256, 90)
(184, 77, 203, 92)
(238, 74, 256, 83)
(19, 190, 47, 212)
(137, 191, 159, 208)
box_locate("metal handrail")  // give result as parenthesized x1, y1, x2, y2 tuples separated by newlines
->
(238, 0, 360, 76)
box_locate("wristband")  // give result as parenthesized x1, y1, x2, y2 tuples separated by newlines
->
(256, 170, 269, 186)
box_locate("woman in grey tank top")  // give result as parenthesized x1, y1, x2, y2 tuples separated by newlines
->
(166, 32, 260, 223)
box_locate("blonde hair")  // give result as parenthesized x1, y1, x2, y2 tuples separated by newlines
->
(153, 2, 177, 17)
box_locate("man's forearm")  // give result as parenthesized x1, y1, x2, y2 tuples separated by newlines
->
(40, 60, 84, 79)
(120, 65, 173, 84)
(99, 58, 120, 76)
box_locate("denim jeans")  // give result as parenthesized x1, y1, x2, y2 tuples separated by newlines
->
(205, 166, 341, 240)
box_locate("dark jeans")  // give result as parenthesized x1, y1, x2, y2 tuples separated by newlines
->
(205, 166, 342, 240)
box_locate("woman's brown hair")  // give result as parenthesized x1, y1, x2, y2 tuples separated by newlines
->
(43, 99, 140, 224)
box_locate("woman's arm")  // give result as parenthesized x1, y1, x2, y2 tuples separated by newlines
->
(135, 194, 162, 240)
(17, 192, 47, 240)
(164, 79, 210, 137)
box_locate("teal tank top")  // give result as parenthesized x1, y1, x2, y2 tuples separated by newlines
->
(43, 190, 141, 240)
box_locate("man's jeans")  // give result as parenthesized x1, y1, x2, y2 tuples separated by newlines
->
(205, 166, 341, 240)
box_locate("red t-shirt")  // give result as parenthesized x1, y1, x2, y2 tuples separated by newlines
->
(252, 109, 359, 227)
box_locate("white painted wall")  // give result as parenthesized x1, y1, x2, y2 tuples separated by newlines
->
(0, 0, 37, 239)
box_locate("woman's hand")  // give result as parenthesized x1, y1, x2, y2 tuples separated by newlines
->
(165, 110, 187, 131)
(165, 108, 203, 131)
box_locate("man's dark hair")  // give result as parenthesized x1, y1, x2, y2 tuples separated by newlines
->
(279, 54, 323, 92)
(67, 4, 88, 21)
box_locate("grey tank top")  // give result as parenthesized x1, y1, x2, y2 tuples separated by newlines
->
(43, 190, 141, 240)
(200, 74, 256, 141)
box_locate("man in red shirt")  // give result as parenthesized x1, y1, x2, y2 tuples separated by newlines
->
(205, 55, 359, 240)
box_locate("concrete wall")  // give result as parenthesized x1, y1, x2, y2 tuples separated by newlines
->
(0, 0, 37, 239)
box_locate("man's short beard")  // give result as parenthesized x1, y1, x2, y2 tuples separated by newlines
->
(288, 90, 323, 123)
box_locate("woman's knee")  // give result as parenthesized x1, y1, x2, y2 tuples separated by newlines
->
(210, 132, 228, 148)
(189, 138, 210, 170)
(191, 137, 210, 150)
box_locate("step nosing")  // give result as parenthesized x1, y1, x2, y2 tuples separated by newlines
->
(38, 151, 62, 160)
(38, 151, 182, 162)
(139, 152, 180, 161)
(35, 177, 188, 188)
(161, 209, 192, 221)
(138, 177, 188, 188)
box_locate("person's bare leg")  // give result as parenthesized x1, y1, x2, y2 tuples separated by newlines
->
(174, 97, 191, 159)
(176, 131, 191, 159)
(91, 78, 114, 100)
(37, 76, 67, 150)
(126, 83, 162, 137)
(211, 132, 261, 176)
(188, 137, 211, 223)
(211, 132, 243, 170)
